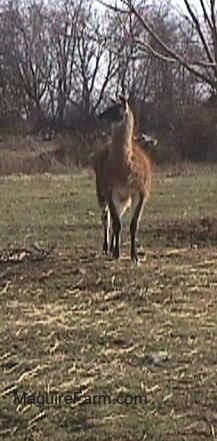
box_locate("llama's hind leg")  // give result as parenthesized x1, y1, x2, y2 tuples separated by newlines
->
(108, 196, 130, 257)
(101, 206, 111, 254)
(109, 230, 114, 254)
(130, 193, 145, 262)
(108, 194, 121, 259)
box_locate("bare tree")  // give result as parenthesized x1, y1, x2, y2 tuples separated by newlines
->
(1, 0, 53, 128)
(1, 0, 213, 136)
(99, 0, 217, 95)
(47, 0, 82, 128)
(74, 2, 121, 117)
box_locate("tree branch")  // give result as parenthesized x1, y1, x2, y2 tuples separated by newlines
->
(183, 0, 214, 65)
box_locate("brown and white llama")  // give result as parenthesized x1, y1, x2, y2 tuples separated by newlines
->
(93, 96, 153, 262)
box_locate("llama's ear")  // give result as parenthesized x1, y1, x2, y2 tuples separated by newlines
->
(119, 95, 127, 109)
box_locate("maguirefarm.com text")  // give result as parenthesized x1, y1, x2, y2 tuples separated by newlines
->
(13, 390, 147, 408)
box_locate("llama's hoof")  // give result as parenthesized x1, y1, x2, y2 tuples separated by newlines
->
(131, 252, 138, 263)
(103, 244, 108, 254)
(109, 245, 114, 254)
(113, 248, 120, 259)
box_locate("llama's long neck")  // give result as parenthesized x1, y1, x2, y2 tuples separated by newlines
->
(111, 109, 134, 162)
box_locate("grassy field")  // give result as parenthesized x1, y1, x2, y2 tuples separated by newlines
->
(0, 166, 217, 440)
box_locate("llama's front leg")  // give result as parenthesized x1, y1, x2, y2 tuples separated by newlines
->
(108, 195, 121, 259)
(130, 194, 145, 262)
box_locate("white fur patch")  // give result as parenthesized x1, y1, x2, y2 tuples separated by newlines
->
(112, 189, 133, 219)
(101, 206, 111, 244)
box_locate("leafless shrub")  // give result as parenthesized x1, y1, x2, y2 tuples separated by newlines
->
(172, 105, 217, 162)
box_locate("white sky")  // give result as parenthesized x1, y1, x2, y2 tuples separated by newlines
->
(95, 0, 204, 14)
(173, 0, 203, 13)
(175, 0, 202, 7)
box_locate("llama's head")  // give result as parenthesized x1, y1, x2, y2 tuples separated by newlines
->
(98, 96, 130, 126)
